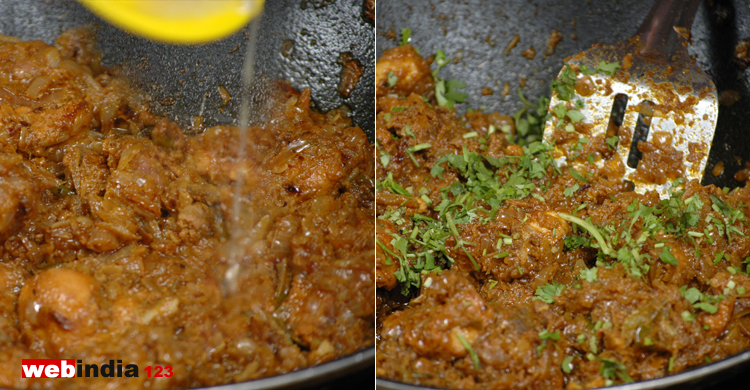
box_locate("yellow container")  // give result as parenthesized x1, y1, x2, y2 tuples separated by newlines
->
(79, 0, 264, 44)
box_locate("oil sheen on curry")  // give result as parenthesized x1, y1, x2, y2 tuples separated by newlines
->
(376, 42, 750, 389)
(0, 30, 374, 388)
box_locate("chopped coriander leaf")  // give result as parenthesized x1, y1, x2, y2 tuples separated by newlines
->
(379, 150, 391, 168)
(400, 28, 411, 46)
(435, 80, 450, 108)
(513, 90, 550, 145)
(659, 247, 679, 266)
(714, 251, 725, 265)
(404, 125, 415, 137)
(407, 143, 431, 152)
(680, 286, 722, 313)
(607, 136, 619, 150)
(536, 340, 548, 354)
(387, 71, 398, 87)
(693, 302, 718, 314)
(596, 61, 621, 76)
(559, 213, 613, 256)
(568, 167, 589, 182)
(433, 50, 448, 74)
(710, 194, 732, 216)
(580, 64, 596, 75)
(429, 142, 555, 209)
(562, 356, 575, 374)
(517, 87, 538, 108)
(456, 333, 481, 370)
(391, 106, 406, 112)
(564, 234, 591, 250)
(539, 330, 561, 340)
(378, 172, 411, 196)
(377, 237, 421, 295)
(681, 286, 702, 304)
(599, 357, 633, 384)
(553, 103, 567, 120)
(445, 79, 469, 103)
(533, 281, 566, 304)
(405, 150, 420, 167)
(589, 335, 598, 354)
(580, 267, 598, 282)
(571, 137, 589, 151)
(432, 51, 468, 109)
(566, 109, 585, 123)
(551, 65, 576, 101)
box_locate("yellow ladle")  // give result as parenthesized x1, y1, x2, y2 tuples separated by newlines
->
(78, 0, 264, 44)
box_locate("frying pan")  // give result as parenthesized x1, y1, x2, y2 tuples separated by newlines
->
(376, 0, 750, 389)
(0, 0, 375, 388)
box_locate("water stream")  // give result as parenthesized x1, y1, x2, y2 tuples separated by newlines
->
(222, 14, 263, 295)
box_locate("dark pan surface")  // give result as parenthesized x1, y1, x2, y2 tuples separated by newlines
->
(0, 0, 375, 139)
(376, 0, 750, 389)
(376, 0, 750, 189)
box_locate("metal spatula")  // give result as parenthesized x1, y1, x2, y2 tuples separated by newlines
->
(543, 0, 718, 199)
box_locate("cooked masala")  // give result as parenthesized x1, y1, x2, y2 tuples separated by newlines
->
(376, 42, 750, 389)
(0, 30, 374, 388)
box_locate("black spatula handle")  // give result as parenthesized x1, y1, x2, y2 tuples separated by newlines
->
(635, 0, 701, 60)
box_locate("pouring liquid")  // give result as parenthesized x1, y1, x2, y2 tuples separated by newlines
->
(223, 14, 263, 295)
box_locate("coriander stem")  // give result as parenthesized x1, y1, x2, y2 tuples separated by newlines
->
(558, 213, 614, 256)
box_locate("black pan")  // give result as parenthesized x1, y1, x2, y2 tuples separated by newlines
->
(0, 0, 374, 388)
(376, 0, 750, 389)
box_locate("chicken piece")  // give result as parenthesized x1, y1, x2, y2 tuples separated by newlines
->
(0, 186, 20, 239)
(0, 262, 24, 341)
(376, 45, 433, 97)
(18, 268, 100, 354)
(62, 146, 108, 201)
(704, 273, 737, 337)
(277, 258, 374, 365)
(0, 152, 58, 240)
(178, 202, 210, 231)
(17, 99, 92, 156)
(105, 137, 170, 219)
(190, 126, 240, 184)
(381, 270, 493, 360)
(278, 138, 346, 198)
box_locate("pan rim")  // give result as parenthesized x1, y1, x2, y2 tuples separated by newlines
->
(375, 349, 750, 390)
(191, 347, 374, 390)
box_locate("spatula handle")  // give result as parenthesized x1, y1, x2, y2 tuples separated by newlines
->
(635, 0, 701, 60)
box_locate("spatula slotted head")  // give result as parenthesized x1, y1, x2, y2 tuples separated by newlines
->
(544, 37, 718, 199)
